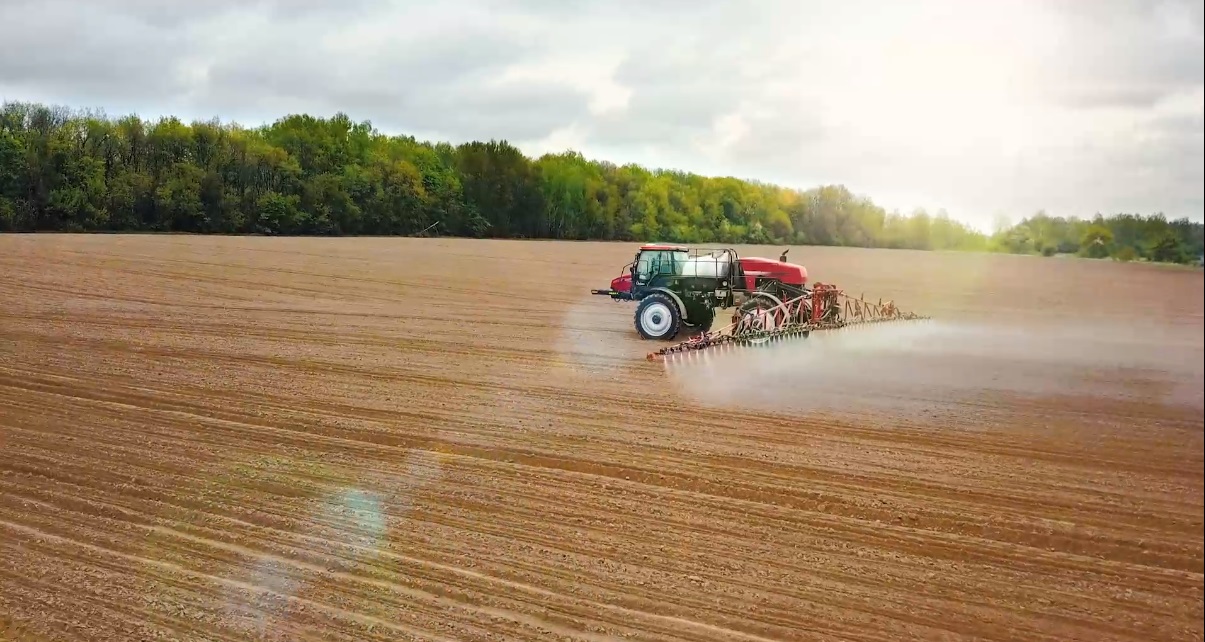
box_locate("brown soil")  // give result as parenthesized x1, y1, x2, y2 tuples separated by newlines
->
(1, 234, 1201, 642)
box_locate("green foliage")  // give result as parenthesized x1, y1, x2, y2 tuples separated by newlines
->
(987, 210, 1202, 264)
(1114, 245, 1137, 262)
(0, 100, 1201, 265)
(1079, 223, 1114, 258)
(1145, 229, 1188, 264)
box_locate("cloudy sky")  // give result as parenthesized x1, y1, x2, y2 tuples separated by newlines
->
(1, 0, 1201, 230)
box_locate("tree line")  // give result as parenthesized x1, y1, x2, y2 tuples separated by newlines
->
(1, 101, 1200, 264)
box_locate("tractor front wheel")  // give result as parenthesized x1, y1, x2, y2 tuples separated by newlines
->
(634, 293, 682, 340)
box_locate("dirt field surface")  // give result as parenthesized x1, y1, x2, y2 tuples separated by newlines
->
(1, 234, 1202, 642)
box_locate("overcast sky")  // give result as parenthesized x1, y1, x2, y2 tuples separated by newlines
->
(2, 0, 1201, 230)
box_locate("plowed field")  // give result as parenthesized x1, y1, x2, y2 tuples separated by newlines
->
(1, 234, 1202, 642)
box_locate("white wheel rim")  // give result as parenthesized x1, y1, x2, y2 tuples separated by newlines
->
(641, 302, 673, 335)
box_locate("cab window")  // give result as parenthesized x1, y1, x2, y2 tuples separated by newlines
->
(635, 250, 687, 282)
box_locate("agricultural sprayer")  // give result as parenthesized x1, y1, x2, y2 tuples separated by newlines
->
(591, 244, 928, 364)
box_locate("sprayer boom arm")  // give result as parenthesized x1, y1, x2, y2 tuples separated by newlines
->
(647, 283, 927, 363)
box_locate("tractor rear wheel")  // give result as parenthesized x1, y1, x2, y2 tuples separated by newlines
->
(634, 293, 682, 340)
(732, 296, 784, 344)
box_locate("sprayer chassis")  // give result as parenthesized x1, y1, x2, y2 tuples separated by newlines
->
(591, 245, 830, 338)
(590, 244, 926, 362)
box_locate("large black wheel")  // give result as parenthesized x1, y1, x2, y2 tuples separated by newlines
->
(684, 306, 715, 333)
(634, 293, 682, 340)
(732, 296, 783, 345)
(733, 296, 776, 328)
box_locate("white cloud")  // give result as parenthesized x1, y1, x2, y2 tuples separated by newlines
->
(1, 0, 1200, 230)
